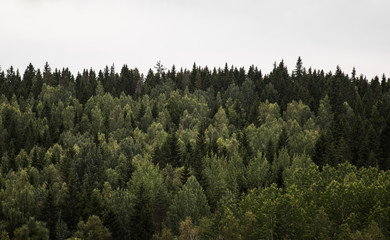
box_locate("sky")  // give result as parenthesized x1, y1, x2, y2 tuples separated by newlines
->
(1, 0, 389, 79)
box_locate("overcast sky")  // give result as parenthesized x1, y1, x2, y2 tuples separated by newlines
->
(1, 0, 389, 79)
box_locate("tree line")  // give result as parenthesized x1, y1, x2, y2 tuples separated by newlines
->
(0, 58, 389, 239)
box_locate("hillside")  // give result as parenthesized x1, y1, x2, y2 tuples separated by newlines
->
(0, 59, 389, 239)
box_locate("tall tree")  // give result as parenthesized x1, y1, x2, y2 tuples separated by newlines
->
(378, 116, 390, 170)
(74, 215, 112, 240)
(129, 185, 154, 240)
(166, 176, 210, 235)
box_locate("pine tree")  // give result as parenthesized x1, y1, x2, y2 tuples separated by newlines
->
(239, 131, 253, 167)
(181, 163, 191, 185)
(22, 63, 35, 98)
(266, 139, 274, 163)
(159, 131, 181, 168)
(167, 131, 181, 168)
(193, 125, 207, 185)
(61, 167, 80, 231)
(312, 133, 328, 168)
(152, 101, 159, 119)
(276, 127, 288, 154)
(293, 56, 304, 79)
(129, 185, 154, 240)
(42, 186, 59, 239)
(102, 209, 122, 240)
(378, 116, 390, 170)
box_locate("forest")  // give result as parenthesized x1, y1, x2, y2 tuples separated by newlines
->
(0, 58, 389, 239)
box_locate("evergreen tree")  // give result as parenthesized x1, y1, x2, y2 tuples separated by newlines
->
(193, 124, 207, 185)
(61, 167, 80, 231)
(41, 186, 58, 239)
(378, 116, 390, 170)
(239, 131, 253, 167)
(312, 133, 328, 168)
(129, 185, 154, 240)
(158, 131, 181, 168)
(266, 139, 274, 163)
(276, 127, 288, 153)
(293, 56, 303, 79)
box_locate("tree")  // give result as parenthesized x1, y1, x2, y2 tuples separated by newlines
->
(41, 186, 59, 239)
(378, 116, 390, 170)
(0, 231, 10, 240)
(166, 176, 210, 235)
(165, 131, 182, 168)
(14, 218, 49, 240)
(22, 63, 35, 98)
(0, 170, 36, 233)
(247, 152, 271, 189)
(276, 127, 288, 153)
(166, 96, 181, 127)
(178, 217, 199, 240)
(60, 167, 80, 231)
(266, 139, 274, 164)
(83, 188, 104, 219)
(218, 208, 242, 240)
(55, 218, 70, 240)
(193, 124, 206, 183)
(317, 95, 334, 133)
(308, 207, 335, 239)
(154, 61, 167, 78)
(240, 78, 256, 113)
(273, 148, 290, 187)
(74, 215, 112, 240)
(130, 155, 168, 235)
(129, 185, 154, 240)
(239, 131, 253, 167)
(284, 100, 313, 127)
(312, 133, 328, 168)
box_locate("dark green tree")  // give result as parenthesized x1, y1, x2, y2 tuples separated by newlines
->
(129, 185, 154, 240)
(378, 116, 390, 170)
(14, 218, 49, 240)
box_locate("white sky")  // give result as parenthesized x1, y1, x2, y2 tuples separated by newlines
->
(1, 0, 389, 79)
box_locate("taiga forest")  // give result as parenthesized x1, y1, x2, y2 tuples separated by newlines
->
(0, 58, 390, 239)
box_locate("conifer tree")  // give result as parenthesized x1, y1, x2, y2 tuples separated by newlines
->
(378, 116, 390, 170)
(129, 185, 154, 240)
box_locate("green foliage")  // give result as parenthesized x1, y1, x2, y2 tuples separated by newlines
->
(166, 176, 210, 235)
(129, 184, 154, 240)
(0, 60, 389, 239)
(14, 218, 49, 240)
(74, 215, 111, 240)
(0, 170, 37, 232)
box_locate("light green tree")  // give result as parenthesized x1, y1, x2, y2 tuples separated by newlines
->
(0, 170, 37, 232)
(14, 218, 49, 240)
(74, 215, 112, 240)
(247, 151, 271, 189)
(166, 176, 210, 234)
(284, 100, 313, 127)
(61, 106, 75, 131)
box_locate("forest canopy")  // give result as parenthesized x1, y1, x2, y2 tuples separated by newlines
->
(0, 58, 389, 239)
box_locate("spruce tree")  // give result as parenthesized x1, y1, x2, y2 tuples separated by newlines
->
(193, 125, 206, 185)
(42, 186, 59, 239)
(378, 116, 390, 170)
(129, 185, 154, 240)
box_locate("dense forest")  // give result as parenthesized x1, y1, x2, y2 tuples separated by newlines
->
(0, 58, 389, 239)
